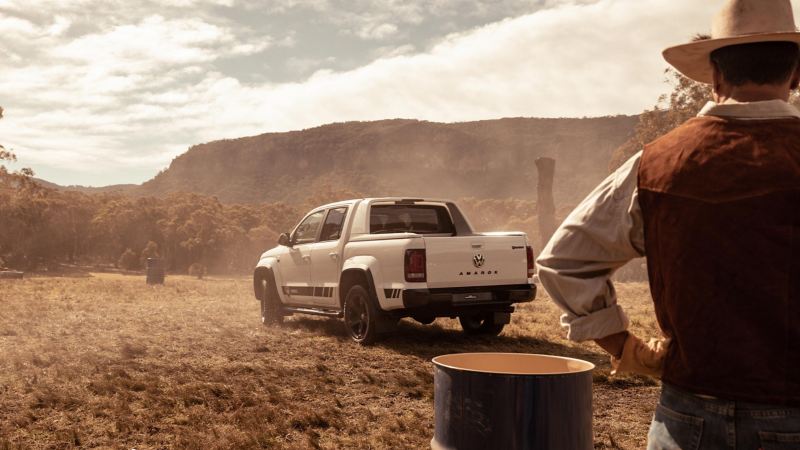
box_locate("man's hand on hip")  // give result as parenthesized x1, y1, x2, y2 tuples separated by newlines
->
(610, 334, 671, 378)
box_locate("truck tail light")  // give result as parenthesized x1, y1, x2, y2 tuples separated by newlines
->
(526, 246, 535, 278)
(405, 249, 427, 282)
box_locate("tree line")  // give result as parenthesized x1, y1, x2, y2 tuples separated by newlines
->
(0, 182, 306, 274)
(0, 180, 544, 274)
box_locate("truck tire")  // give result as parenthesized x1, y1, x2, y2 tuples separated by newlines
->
(343, 284, 380, 345)
(459, 313, 504, 336)
(260, 276, 284, 326)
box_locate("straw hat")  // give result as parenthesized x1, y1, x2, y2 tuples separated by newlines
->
(663, 0, 800, 83)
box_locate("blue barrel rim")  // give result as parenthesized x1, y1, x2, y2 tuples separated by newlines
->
(432, 352, 595, 376)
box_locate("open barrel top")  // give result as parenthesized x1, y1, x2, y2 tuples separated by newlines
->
(432, 352, 595, 376)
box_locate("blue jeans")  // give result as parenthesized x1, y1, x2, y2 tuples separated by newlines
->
(647, 383, 800, 450)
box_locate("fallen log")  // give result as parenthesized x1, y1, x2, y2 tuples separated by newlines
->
(0, 271, 24, 279)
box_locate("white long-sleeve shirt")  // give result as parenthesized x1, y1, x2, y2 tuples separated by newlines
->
(536, 99, 800, 342)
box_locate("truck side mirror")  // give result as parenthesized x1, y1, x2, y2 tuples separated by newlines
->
(278, 233, 292, 247)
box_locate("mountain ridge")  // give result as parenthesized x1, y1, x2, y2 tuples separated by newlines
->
(42, 115, 639, 207)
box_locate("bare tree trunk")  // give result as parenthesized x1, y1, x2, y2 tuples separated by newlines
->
(535, 157, 557, 247)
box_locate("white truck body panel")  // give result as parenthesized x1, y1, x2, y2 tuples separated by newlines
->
(343, 236, 424, 310)
(423, 235, 528, 289)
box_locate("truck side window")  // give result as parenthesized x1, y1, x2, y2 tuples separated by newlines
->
(319, 207, 348, 242)
(293, 210, 325, 244)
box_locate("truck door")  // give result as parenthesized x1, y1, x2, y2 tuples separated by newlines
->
(309, 207, 348, 308)
(278, 210, 324, 306)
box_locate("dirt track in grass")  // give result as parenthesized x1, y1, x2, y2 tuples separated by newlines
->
(0, 274, 661, 449)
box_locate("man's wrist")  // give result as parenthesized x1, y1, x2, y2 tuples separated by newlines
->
(594, 330, 630, 359)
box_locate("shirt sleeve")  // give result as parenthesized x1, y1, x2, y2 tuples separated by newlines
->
(536, 152, 645, 342)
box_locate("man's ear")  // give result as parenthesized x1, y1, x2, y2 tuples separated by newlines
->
(790, 65, 800, 90)
(710, 62, 724, 100)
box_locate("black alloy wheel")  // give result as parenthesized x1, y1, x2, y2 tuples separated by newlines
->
(260, 277, 283, 326)
(343, 284, 379, 345)
(459, 312, 505, 336)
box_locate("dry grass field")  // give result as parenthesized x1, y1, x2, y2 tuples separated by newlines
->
(0, 274, 662, 449)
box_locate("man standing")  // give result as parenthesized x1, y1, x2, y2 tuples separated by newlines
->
(537, 0, 799, 448)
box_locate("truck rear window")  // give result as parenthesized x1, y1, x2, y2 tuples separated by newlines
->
(370, 204, 455, 235)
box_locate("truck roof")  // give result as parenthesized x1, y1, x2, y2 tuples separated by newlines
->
(315, 197, 455, 210)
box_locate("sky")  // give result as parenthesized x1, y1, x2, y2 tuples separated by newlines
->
(0, 0, 793, 186)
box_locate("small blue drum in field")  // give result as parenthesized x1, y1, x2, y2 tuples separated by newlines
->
(146, 258, 165, 285)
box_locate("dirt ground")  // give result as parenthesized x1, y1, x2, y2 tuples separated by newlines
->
(0, 274, 663, 449)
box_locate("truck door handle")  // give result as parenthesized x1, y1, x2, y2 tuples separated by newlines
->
(302, 255, 311, 261)
(329, 253, 339, 260)
(471, 243, 483, 249)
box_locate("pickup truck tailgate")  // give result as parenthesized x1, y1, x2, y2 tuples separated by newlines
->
(423, 235, 528, 288)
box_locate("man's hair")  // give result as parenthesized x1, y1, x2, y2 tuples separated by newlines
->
(710, 41, 800, 86)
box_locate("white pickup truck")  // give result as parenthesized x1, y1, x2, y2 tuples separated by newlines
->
(253, 198, 536, 344)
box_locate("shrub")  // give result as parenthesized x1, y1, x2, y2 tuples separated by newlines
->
(117, 249, 139, 271)
(139, 241, 160, 267)
(188, 263, 207, 280)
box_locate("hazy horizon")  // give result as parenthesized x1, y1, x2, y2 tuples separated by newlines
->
(0, 0, 777, 186)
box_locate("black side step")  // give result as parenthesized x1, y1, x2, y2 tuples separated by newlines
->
(282, 306, 343, 318)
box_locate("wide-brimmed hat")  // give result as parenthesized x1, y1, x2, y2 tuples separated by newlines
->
(663, 0, 800, 84)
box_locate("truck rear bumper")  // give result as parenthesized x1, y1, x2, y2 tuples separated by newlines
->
(400, 284, 535, 316)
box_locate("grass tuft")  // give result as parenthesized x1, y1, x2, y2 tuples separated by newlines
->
(119, 341, 147, 359)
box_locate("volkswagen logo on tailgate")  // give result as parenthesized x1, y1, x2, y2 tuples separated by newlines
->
(472, 254, 485, 268)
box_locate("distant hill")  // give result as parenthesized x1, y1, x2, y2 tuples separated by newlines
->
(133, 116, 637, 206)
(34, 179, 137, 195)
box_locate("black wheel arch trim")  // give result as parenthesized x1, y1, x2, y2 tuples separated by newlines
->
(253, 266, 274, 301)
(339, 268, 385, 312)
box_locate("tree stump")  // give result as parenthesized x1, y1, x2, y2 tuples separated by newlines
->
(535, 157, 557, 247)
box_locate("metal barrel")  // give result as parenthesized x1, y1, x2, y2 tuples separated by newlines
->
(432, 353, 595, 450)
(145, 258, 165, 285)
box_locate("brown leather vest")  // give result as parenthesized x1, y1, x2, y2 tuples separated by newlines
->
(638, 115, 800, 405)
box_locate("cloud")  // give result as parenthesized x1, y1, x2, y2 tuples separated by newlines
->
(55, 15, 269, 70)
(45, 16, 72, 36)
(193, 0, 719, 128)
(4, 0, 796, 186)
(356, 23, 399, 40)
(286, 56, 336, 75)
(0, 16, 39, 35)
